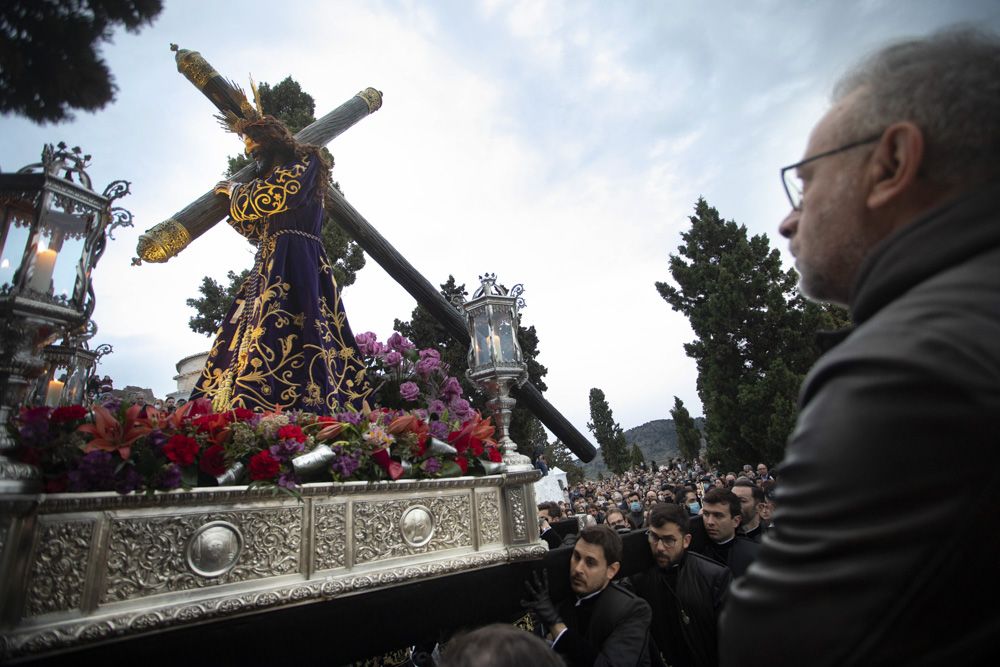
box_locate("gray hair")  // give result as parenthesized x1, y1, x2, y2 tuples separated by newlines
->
(833, 26, 1000, 188)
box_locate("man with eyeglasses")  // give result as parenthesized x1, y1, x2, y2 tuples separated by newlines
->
(720, 28, 1000, 666)
(632, 503, 730, 667)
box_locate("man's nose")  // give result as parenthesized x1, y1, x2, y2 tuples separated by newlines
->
(779, 209, 799, 239)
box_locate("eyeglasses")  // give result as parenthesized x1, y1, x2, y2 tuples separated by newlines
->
(645, 530, 679, 547)
(780, 134, 882, 211)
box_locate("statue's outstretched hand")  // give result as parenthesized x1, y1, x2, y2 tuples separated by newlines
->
(214, 180, 236, 197)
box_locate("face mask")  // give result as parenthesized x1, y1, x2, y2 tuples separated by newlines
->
(630, 502, 641, 512)
(687, 502, 701, 514)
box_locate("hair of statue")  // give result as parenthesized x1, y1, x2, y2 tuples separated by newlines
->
(832, 26, 1000, 189)
(240, 115, 332, 203)
(577, 524, 623, 567)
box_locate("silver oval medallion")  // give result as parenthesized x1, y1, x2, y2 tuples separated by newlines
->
(400, 505, 435, 548)
(186, 521, 243, 578)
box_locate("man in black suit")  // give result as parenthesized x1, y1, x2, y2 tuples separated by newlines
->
(692, 488, 759, 578)
(632, 503, 731, 667)
(523, 525, 652, 666)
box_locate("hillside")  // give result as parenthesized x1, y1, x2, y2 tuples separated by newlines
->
(580, 418, 704, 479)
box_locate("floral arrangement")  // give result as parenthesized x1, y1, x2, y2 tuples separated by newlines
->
(9, 333, 504, 495)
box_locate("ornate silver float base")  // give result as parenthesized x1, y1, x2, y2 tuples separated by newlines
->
(0, 471, 542, 661)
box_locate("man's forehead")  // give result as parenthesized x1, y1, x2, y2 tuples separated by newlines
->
(807, 87, 867, 154)
(574, 540, 606, 565)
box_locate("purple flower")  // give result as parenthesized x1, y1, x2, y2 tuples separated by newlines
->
(157, 463, 183, 490)
(68, 451, 116, 492)
(428, 420, 450, 440)
(330, 446, 362, 479)
(18, 406, 52, 445)
(422, 457, 442, 474)
(147, 429, 169, 454)
(337, 411, 362, 426)
(440, 376, 463, 401)
(449, 398, 473, 421)
(427, 399, 447, 416)
(115, 465, 144, 494)
(354, 332, 380, 357)
(415, 349, 441, 378)
(277, 472, 298, 490)
(386, 332, 416, 353)
(399, 381, 421, 402)
(270, 439, 305, 460)
(382, 350, 403, 368)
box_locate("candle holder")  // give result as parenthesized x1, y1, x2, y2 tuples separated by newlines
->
(0, 144, 130, 491)
(460, 274, 532, 472)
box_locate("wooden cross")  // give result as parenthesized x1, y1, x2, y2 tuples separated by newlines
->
(136, 46, 596, 462)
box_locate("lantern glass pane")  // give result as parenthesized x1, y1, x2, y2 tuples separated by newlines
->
(0, 221, 30, 289)
(495, 311, 517, 362)
(51, 233, 85, 301)
(474, 316, 493, 366)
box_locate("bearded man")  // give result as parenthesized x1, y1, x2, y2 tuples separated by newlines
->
(189, 115, 369, 414)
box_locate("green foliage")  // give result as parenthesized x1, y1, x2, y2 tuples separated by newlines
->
(670, 396, 701, 461)
(630, 443, 645, 468)
(655, 198, 847, 469)
(190, 77, 367, 333)
(394, 276, 550, 456)
(586, 388, 631, 475)
(545, 440, 585, 486)
(186, 269, 250, 336)
(0, 0, 163, 123)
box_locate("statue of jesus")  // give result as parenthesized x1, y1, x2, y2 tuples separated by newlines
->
(189, 115, 370, 414)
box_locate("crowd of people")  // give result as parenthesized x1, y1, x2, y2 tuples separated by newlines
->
(442, 26, 1000, 667)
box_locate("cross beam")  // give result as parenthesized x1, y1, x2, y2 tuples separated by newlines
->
(137, 47, 596, 462)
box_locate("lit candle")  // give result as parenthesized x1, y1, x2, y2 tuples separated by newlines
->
(29, 247, 57, 293)
(491, 334, 503, 360)
(45, 379, 64, 407)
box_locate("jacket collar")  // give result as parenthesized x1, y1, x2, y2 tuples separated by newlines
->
(849, 183, 1000, 323)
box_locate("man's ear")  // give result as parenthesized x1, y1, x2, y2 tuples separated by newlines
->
(866, 122, 925, 209)
(733, 512, 742, 527)
(682, 533, 692, 549)
(606, 561, 621, 581)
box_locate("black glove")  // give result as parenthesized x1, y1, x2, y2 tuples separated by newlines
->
(521, 569, 562, 627)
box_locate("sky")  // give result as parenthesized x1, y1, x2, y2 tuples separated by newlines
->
(3, 0, 998, 451)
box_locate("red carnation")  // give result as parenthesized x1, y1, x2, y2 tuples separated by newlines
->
(163, 434, 200, 467)
(50, 405, 87, 423)
(470, 438, 484, 457)
(232, 408, 255, 421)
(249, 450, 280, 480)
(456, 455, 469, 474)
(277, 424, 306, 443)
(487, 447, 502, 463)
(199, 444, 227, 476)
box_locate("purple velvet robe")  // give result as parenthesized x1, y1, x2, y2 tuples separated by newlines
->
(190, 154, 370, 414)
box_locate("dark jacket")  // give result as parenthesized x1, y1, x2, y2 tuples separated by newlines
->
(632, 552, 731, 667)
(554, 582, 653, 667)
(720, 185, 1000, 666)
(695, 535, 758, 579)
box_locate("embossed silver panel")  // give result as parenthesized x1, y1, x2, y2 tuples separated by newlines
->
(507, 486, 528, 541)
(313, 502, 347, 571)
(103, 508, 301, 602)
(477, 491, 502, 545)
(25, 519, 95, 616)
(354, 496, 470, 564)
